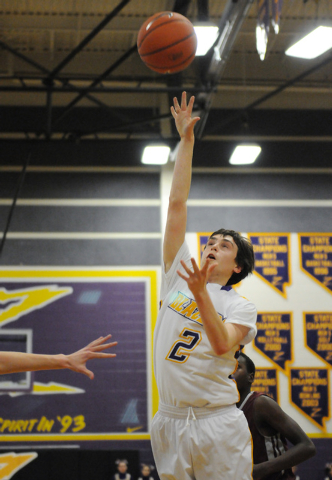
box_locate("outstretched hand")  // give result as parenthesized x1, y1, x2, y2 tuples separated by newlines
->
(177, 258, 216, 297)
(171, 91, 200, 140)
(66, 335, 117, 380)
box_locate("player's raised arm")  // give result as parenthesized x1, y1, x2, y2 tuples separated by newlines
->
(0, 335, 117, 380)
(163, 92, 200, 273)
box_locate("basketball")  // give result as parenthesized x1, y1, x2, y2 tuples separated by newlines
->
(137, 11, 197, 74)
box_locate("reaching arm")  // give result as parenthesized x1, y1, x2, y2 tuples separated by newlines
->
(163, 92, 200, 273)
(177, 258, 250, 355)
(252, 395, 316, 480)
(0, 335, 117, 380)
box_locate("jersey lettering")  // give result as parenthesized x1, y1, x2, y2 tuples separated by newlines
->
(166, 328, 202, 363)
(168, 291, 224, 325)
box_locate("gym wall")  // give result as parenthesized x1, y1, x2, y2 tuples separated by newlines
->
(0, 141, 331, 480)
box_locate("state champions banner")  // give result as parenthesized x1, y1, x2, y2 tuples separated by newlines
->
(251, 368, 278, 402)
(304, 313, 332, 368)
(187, 231, 332, 435)
(248, 233, 291, 298)
(253, 312, 293, 371)
(299, 233, 332, 295)
(0, 268, 158, 444)
(290, 368, 330, 431)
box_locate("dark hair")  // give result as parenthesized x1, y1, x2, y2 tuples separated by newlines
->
(239, 352, 256, 378)
(209, 229, 255, 286)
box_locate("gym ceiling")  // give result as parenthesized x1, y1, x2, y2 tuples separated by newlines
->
(1, 0, 332, 168)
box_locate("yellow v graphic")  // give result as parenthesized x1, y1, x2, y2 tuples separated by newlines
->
(0, 285, 73, 326)
(0, 452, 37, 479)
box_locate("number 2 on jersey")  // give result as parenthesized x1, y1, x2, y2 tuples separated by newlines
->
(166, 328, 202, 363)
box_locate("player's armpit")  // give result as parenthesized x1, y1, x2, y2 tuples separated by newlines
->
(223, 323, 250, 350)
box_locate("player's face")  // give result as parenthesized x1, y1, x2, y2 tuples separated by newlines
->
(232, 356, 248, 393)
(201, 234, 241, 284)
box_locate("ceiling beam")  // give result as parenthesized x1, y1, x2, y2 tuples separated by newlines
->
(45, 0, 132, 82)
(206, 51, 332, 136)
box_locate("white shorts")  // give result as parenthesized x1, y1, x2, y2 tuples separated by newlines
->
(151, 403, 253, 480)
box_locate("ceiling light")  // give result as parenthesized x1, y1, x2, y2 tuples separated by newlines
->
(193, 24, 219, 56)
(141, 145, 170, 165)
(229, 145, 262, 165)
(285, 26, 332, 59)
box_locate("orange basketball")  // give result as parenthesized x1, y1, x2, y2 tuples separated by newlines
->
(137, 11, 197, 74)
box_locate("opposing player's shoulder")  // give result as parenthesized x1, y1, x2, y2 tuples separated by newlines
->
(254, 393, 276, 408)
(253, 393, 281, 420)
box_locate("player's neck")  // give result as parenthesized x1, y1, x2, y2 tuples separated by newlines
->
(237, 386, 252, 408)
(207, 271, 231, 286)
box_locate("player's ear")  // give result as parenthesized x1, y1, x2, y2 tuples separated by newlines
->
(234, 265, 242, 274)
(248, 372, 254, 384)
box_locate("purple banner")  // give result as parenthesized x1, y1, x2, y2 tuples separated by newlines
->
(252, 368, 278, 401)
(299, 234, 332, 294)
(0, 274, 154, 442)
(305, 313, 332, 367)
(254, 313, 292, 370)
(249, 234, 291, 297)
(290, 368, 330, 430)
(197, 233, 211, 267)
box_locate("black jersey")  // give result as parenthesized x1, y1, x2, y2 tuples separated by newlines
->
(240, 391, 295, 480)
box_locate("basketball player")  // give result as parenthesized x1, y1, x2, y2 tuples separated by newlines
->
(233, 352, 316, 479)
(0, 334, 117, 379)
(151, 92, 257, 480)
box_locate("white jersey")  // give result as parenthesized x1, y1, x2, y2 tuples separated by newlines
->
(154, 241, 257, 408)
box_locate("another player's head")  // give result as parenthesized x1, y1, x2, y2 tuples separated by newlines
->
(233, 352, 255, 396)
(202, 229, 255, 286)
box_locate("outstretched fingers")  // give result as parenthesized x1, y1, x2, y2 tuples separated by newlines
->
(84, 335, 111, 348)
(187, 95, 195, 114)
(91, 341, 118, 352)
(180, 90, 187, 110)
(190, 257, 201, 274)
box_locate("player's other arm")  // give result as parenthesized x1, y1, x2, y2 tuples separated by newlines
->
(252, 395, 316, 480)
(178, 258, 251, 355)
(0, 335, 117, 380)
(163, 92, 200, 273)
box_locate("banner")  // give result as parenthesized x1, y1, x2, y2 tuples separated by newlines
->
(254, 312, 293, 371)
(0, 268, 158, 443)
(183, 231, 332, 436)
(290, 368, 330, 431)
(248, 233, 291, 298)
(252, 368, 278, 401)
(299, 233, 332, 295)
(304, 312, 332, 367)
(197, 233, 211, 266)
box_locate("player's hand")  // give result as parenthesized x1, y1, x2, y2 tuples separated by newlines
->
(170, 91, 200, 141)
(66, 335, 117, 380)
(177, 258, 216, 297)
